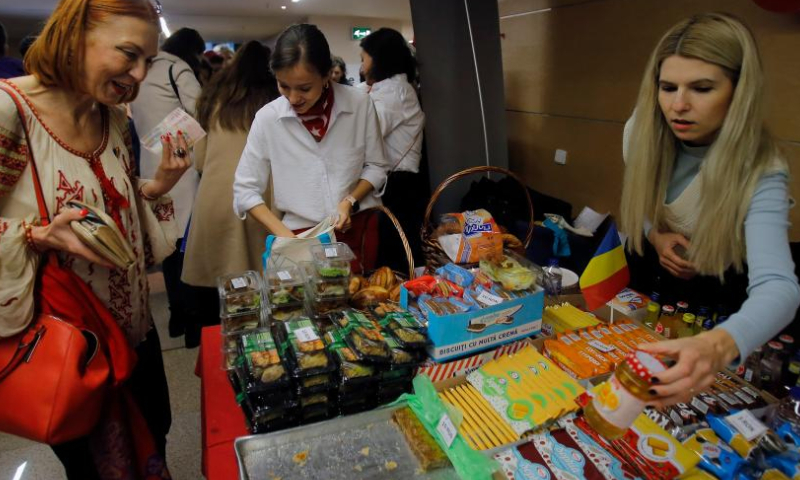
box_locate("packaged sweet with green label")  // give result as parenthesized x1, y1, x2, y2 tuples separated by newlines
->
(325, 329, 378, 382)
(286, 318, 325, 353)
(284, 319, 332, 375)
(384, 335, 417, 366)
(331, 310, 390, 361)
(240, 330, 287, 390)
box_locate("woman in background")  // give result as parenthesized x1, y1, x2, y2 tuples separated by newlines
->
(619, 13, 800, 405)
(131, 27, 205, 341)
(331, 55, 349, 85)
(182, 41, 279, 341)
(360, 28, 426, 270)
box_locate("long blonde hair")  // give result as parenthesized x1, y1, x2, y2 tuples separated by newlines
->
(619, 12, 785, 279)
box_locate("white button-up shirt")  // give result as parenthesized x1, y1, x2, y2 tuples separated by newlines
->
(369, 74, 425, 173)
(233, 83, 389, 230)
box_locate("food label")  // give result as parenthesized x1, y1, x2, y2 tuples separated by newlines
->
(295, 327, 319, 343)
(744, 369, 754, 382)
(437, 413, 458, 448)
(325, 247, 338, 258)
(231, 276, 247, 289)
(588, 340, 616, 354)
(726, 410, 767, 441)
(733, 390, 755, 405)
(277, 270, 292, 281)
(591, 376, 644, 430)
(476, 290, 503, 306)
(691, 397, 709, 415)
(740, 386, 761, 400)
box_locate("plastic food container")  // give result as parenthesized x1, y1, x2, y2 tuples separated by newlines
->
(219, 271, 267, 333)
(309, 242, 355, 279)
(218, 271, 264, 315)
(306, 273, 350, 301)
(270, 304, 306, 323)
(325, 329, 379, 384)
(264, 265, 306, 308)
(283, 318, 336, 377)
(238, 329, 290, 393)
(330, 310, 390, 362)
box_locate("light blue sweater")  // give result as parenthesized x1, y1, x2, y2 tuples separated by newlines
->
(662, 143, 800, 361)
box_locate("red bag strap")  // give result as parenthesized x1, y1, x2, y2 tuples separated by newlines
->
(0, 81, 50, 224)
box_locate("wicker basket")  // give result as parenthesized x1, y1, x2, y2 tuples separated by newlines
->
(355, 205, 415, 280)
(420, 165, 534, 270)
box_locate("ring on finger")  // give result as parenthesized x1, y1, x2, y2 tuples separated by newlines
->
(173, 147, 187, 158)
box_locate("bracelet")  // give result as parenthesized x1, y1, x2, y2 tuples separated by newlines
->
(138, 182, 159, 201)
(22, 220, 41, 253)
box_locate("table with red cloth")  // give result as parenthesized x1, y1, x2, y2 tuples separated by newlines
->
(195, 325, 248, 480)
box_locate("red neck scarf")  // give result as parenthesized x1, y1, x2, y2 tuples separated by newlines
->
(297, 85, 334, 142)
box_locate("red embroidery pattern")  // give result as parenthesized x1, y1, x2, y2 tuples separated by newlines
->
(153, 202, 175, 223)
(0, 127, 27, 196)
(0, 220, 8, 237)
(55, 171, 85, 213)
(143, 232, 155, 268)
(108, 268, 133, 332)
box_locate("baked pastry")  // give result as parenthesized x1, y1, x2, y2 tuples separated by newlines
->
(392, 407, 450, 471)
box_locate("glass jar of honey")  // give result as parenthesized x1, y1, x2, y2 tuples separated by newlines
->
(583, 350, 667, 439)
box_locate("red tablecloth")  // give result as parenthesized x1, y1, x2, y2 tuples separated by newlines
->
(196, 325, 248, 480)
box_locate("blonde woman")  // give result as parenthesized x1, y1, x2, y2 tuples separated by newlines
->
(619, 13, 800, 405)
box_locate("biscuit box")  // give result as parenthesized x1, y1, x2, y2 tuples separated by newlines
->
(400, 285, 544, 362)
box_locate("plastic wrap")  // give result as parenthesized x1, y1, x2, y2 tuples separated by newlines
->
(283, 318, 336, 377)
(330, 310, 390, 362)
(238, 329, 289, 393)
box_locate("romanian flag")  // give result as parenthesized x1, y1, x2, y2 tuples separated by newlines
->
(580, 223, 629, 311)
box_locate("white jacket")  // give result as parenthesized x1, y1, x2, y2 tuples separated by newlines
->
(131, 51, 201, 235)
(233, 83, 390, 230)
(369, 74, 425, 173)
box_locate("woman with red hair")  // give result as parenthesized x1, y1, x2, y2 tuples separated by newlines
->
(0, 0, 189, 477)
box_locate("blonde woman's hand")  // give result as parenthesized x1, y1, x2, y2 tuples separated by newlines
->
(147, 131, 192, 197)
(335, 200, 353, 232)
(30, 208, 115, 268)
(638, 329, 739, 408)
(648, 229, 696, 279)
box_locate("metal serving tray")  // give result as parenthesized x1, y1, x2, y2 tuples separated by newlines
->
(234, 405, 517, 480)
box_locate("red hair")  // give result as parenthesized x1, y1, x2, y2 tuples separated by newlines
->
(25, 0, 158, 98)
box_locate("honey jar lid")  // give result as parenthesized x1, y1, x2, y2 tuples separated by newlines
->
(625, 350, 667, 381)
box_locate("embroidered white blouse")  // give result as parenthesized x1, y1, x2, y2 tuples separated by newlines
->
(0, 82, 178, 346)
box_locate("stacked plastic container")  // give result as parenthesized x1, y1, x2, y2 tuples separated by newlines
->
(218, 271, 268, 371)
(304, 243, 355, 325)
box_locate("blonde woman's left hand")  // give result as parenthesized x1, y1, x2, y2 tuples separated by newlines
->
(637, 329, 739, 408)
(149, 131, 192, 197)
(335, 200, 352, 232)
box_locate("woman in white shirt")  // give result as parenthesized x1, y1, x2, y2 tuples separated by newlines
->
(233, 24, 389, 267)
(360, 28, 427, 270)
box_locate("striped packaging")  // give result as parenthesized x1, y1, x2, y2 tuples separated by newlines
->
(415, 339, 529, 382)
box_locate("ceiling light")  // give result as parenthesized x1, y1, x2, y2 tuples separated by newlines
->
(292, 0, 300, 2)
(281, 5, 287, 9)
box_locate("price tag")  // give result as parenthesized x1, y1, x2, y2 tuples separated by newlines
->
(476, 290, 503, 306)
(276, 270, 292, 281)
(588, 340, 616, 354)
(690, 397, 709, 415)
(231, 277, 247, 290)
(295, 327, 320, 344)
(325, 247, 338, 258)
(726, 410, 768, 441)
(437, 414, 458, 448)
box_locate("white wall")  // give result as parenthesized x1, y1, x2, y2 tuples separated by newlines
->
(308, 14, 413, 66)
